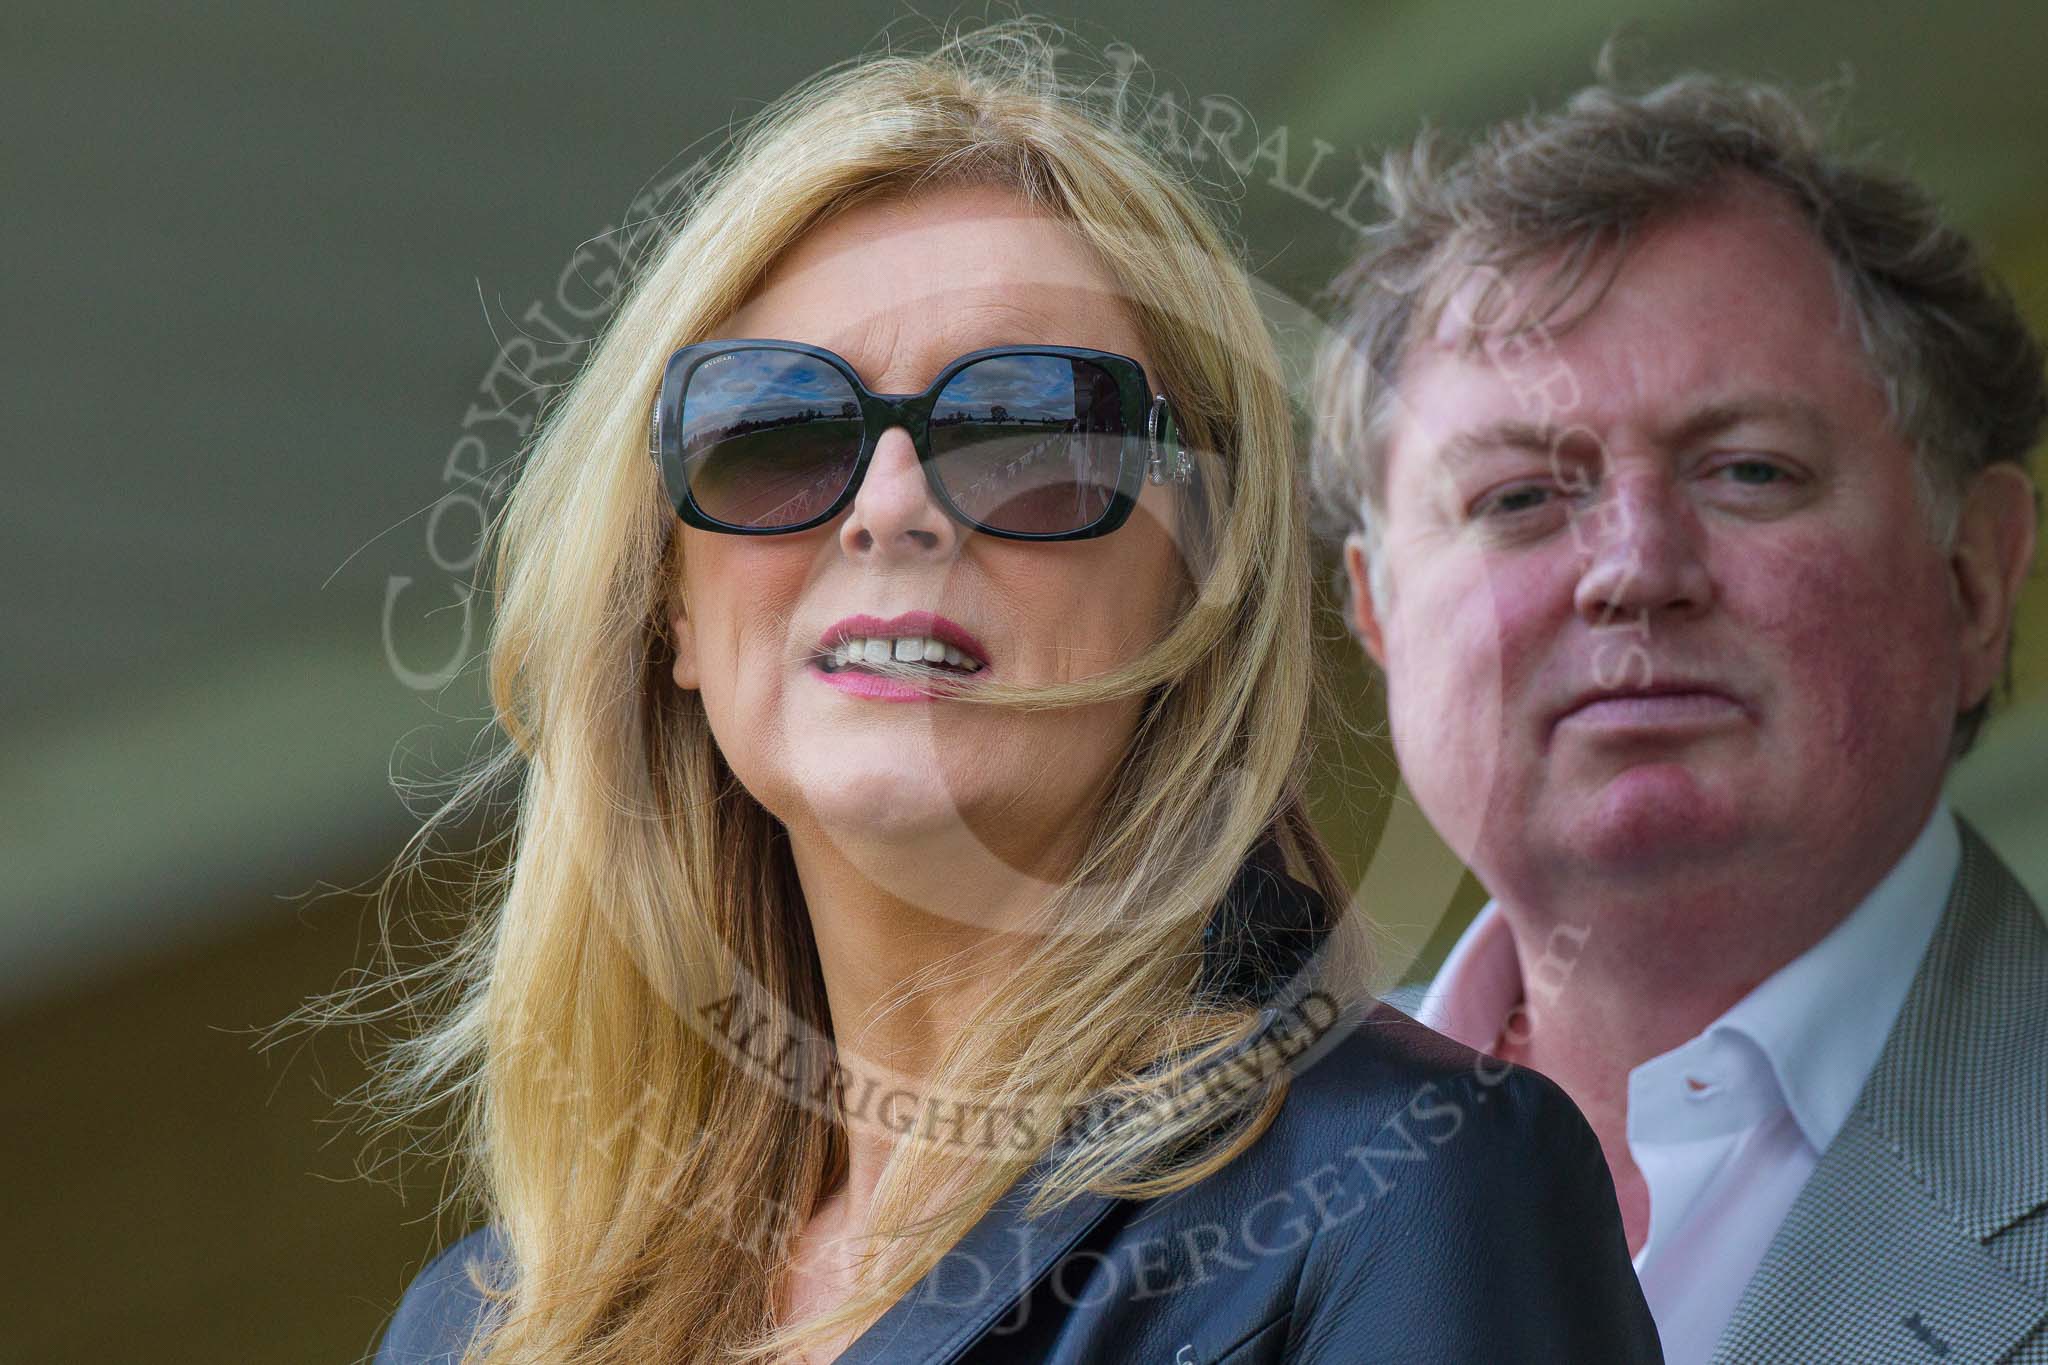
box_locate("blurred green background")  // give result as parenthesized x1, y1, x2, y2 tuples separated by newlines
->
(5, 3, 2043, 1361)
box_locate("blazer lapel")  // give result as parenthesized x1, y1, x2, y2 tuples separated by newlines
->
(1712, 821, 2048, 1362)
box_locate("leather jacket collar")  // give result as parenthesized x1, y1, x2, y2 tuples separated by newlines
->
(1195, 840, 1334, 1005)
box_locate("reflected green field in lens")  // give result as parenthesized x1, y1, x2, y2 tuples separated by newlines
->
(931, 424, 1120, 533)
(688, 419, 863, 526)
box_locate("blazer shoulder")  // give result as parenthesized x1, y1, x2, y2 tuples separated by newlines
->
(374, 1226, 509, 1365)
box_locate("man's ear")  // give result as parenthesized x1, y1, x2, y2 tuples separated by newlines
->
(1343, 533, 1388, 668)
(669, 604, 700, 691)
(1950, 464, 2038, 711)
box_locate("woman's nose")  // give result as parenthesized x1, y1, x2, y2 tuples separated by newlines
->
(840, 428, 960, 559)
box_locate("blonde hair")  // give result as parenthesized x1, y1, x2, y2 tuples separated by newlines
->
(314, 22, 1367, 1363)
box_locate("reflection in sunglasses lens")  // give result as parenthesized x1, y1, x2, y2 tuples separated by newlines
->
(929, 356, 1126, 535)
(682, 351, 862, 528)
(678, 350, 1129, 534)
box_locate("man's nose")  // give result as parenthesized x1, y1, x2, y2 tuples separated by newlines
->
(839, 428, 960, 560)
(1570, 473, 1714, 624)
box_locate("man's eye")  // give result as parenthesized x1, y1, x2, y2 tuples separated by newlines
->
(1475, 484, 1555, 517)
(1718, 459, 1788, 485)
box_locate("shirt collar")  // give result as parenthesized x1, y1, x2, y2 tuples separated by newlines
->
(1414, 799, 1962, 1153)
(1413, 894, 1520, 1053)
(1710, 798, 1959, 1152)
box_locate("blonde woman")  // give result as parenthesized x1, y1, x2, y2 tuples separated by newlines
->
(360, 26, 1658, 1365)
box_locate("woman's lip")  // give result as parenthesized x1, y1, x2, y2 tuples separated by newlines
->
(809, 663, 956, 703)
(817, 611, 988, 666)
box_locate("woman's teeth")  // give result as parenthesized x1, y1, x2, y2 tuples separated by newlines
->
(822, 636, 983, 673)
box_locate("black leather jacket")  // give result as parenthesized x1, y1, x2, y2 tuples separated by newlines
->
(374, 857, 1662, 1363)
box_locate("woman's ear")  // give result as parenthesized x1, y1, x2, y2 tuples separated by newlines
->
(669, 605, 700, 691)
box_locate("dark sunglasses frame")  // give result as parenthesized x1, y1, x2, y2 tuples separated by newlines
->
(649, 339, 1191, 541)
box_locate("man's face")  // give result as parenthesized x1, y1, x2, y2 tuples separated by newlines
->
(1353, 187, 1983, 904)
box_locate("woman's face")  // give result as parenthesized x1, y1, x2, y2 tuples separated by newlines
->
(668, 183, 1190, 889)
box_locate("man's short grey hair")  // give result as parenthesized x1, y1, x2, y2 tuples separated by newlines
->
(1309, 67, 2046, 754)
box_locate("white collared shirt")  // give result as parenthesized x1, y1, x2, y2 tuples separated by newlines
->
(1414, 800, 1962, 1365)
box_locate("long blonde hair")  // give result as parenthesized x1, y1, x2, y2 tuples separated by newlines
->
(319, 22, 1368, 1363)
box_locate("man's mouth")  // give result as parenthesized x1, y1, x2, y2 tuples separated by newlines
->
(1554, 682, 1748, 732)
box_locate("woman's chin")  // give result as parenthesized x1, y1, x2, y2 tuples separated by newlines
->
(785, 765, 987, 844)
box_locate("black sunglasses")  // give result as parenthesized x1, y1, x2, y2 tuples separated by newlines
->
(649, 339, 1191, 540)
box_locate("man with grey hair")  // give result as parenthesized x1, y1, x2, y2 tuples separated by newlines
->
(1313, 72, 2045, 1362)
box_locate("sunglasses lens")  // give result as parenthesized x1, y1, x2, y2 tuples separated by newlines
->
(680, 350, 862, 528)
(928, 355, 1129, 535)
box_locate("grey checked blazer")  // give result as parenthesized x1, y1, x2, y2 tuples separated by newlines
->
(1709, 820, 2048, 1363)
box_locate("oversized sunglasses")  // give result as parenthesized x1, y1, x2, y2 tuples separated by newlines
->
(649, 340, 1191, 540)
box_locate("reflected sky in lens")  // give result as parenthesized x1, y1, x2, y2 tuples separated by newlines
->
(935, 355, 1094, 422)
(682, 352, 855, 442)
(682, 351, 1109, 443)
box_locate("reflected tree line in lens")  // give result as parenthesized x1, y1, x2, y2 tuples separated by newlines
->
(680, 401, 863, 455)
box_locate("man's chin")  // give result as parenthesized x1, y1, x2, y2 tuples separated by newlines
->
(1563, 762, 1748, 868)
